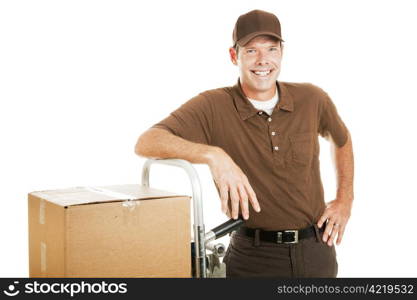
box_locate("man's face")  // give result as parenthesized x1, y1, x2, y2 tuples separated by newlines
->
(229, 36, 283, 99)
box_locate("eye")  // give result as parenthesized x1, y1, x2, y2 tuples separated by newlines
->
(269, 47, 278, 51)
(246, 49, 256, 54)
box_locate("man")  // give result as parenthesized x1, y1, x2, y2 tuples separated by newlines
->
(135, 9, 354, 278)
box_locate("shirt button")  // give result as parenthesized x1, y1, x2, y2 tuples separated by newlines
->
(267, 117, 272, 122)
(274, 146, 279, 151)
(271, 131, 276, 136)
(258, 111, 263, 115)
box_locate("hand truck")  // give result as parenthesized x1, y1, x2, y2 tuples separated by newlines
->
(141, 158, 244, 278)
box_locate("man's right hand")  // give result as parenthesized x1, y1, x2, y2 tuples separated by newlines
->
(206, 147, 261, 220)
(135, 129, 260, 219)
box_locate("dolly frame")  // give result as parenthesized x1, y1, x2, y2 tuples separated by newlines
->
(141, 158, 208, 278)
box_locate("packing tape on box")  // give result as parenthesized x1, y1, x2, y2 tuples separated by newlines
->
(84, 186, 138, 211)
(40, 241, 47, 273)
(39, 199, 45, 225)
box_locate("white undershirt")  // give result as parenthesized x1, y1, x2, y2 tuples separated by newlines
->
(247, 89, 279, 116)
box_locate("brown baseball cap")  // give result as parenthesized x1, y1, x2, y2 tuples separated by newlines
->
(232, 9, 284, 47)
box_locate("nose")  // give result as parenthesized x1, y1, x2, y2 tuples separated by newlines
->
(255, 49, 270, 65)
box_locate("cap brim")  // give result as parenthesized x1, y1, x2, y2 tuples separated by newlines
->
(237, 31, 284, 47)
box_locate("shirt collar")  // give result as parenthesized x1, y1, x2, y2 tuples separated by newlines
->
(231, 78, 294, 120)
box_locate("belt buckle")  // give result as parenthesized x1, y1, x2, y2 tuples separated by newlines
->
(277, 230, 299, 244)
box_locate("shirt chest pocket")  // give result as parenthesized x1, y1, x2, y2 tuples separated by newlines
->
(289, 132, 317, 166)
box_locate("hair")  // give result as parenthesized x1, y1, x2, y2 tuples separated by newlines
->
(233, 35, 282, 56)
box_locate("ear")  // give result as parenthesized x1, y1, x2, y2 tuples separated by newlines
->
(229, 47, 238, 65)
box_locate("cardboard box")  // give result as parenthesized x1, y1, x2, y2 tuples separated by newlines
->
(28, 184, 191, 277)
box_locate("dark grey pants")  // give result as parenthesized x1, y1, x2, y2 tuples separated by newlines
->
(223, 224, 338, 278)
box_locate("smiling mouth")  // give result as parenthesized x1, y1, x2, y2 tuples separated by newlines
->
(251, 69, 273, 77)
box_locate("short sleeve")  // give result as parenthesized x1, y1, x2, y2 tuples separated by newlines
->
(318, 89, 348, 147)
(151, 93, 214, 145)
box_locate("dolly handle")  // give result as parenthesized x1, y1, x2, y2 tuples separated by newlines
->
(211, 217, 245, 238)
(141, 158, 204, 225)
(205, 217, 245, 243)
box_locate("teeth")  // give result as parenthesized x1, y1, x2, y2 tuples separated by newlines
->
(253, 70, 271, 76)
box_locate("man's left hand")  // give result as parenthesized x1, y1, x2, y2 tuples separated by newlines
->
(317, 199, 352, 246)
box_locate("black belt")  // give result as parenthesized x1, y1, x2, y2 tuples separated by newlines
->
(237, 224, 325, 244)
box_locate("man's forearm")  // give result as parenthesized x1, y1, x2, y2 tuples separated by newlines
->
(331, 131, 354, 203)
(135, 128, 221, 166)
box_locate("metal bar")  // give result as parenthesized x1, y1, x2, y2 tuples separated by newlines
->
(141, 158, 206, 278)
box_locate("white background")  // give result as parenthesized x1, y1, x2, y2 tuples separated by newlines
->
(1, 0, 416, 277)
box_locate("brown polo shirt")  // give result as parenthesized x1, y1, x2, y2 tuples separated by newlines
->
(152, 79, 348, 231)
